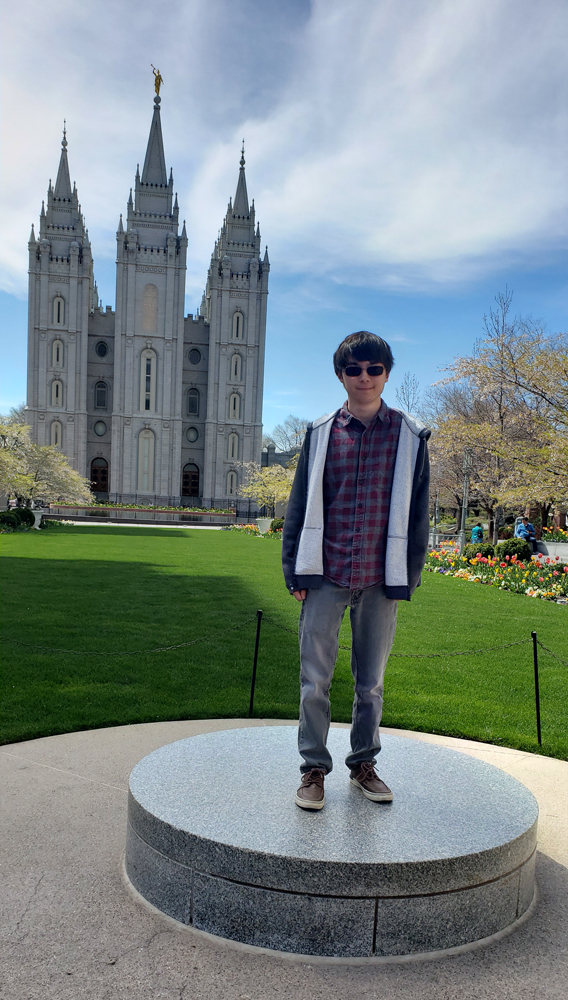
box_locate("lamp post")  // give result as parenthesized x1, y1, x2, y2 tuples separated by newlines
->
(459, 448, 473, 551)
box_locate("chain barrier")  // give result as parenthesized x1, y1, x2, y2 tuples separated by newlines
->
(0, 616, 257, 657)
(536, 640, 568, 668)
(2, 615, 566, 665)
(261, 616, 534, 659)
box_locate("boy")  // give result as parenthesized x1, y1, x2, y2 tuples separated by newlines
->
(282, 332, 430, 810)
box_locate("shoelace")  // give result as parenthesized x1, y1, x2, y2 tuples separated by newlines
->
(302, 768, 325, 786)
(357, 761, 378, 781)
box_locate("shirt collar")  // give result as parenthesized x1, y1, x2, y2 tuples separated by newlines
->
(338, 398, 390, 427)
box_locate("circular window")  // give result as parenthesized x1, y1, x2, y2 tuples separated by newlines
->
(188, 348, 201, 365)
(186, 426, 199, 443)
(94, 421, 107, 437)
(95, 341, 108, 358)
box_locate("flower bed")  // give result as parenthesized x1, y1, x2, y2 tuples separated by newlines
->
(426, 548, 568, 602)
(50, 503, 233, 515)
(221, 523, 282, 538)
(541, 526, 568, 543)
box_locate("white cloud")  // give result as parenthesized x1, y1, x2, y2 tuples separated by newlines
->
(2, 0, 567, 301)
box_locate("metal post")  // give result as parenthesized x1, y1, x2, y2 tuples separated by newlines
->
(248, 610, 263, 717)
(531, 631, 542, 746)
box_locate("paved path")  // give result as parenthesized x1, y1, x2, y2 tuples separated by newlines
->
(1, 720, 567, 999)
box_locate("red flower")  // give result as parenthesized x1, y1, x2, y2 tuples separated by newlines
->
(500, 562, 507, 568)
(539, 577, 545, 583)
(553, 571, 559, 576)
(505, 555, 510, 561)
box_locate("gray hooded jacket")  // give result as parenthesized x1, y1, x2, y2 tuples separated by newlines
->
(282, 408, 431, 601)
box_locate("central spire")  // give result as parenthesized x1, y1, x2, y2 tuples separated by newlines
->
(54, 120, 72, 200)
(233, 139, 249, 217)
(141, 95, 168, 186)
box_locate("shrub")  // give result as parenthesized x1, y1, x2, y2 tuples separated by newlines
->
(498, 526, 514, 540)
(497, 538, 533, 562)
(0, 513, 18, 529)
(14, 507, 35, 527)
(38, 517, 64, 530)
(270, 518, 285, 532)
(463, 542, 495, 560)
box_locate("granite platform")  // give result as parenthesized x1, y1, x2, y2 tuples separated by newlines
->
(125, 727, 538, 958)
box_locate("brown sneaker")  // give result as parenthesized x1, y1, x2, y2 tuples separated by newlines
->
(350, 761, 393, 802)
(295, 768, 326, 810)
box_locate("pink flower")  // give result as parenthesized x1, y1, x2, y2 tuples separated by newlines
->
(546, 558, 551, 565)
(505, 555, 510, 561)
(539, 577, 545, 582)
(553, 571, 559, 576)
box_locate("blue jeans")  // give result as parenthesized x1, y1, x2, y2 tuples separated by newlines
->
(298, 579, 398, 773)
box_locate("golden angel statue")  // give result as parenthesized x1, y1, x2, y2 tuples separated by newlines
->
(151, 65, 163, 96)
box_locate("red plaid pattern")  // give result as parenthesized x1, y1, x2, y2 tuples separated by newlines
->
(322, 401, 402, 589)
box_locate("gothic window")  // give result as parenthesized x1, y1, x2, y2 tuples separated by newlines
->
(53, 296, 65, 326)
(232, 311, 244, 340)
(140, 349, 157, 412)
(137, 429, 155, 492)
(50, 420, 62, 448)
(187, 388, 200, 416)
(52, 339, 63, 368)
(143, 283, 158, 332)
(91, 458, 109, 492)
(182, 463, 200, 497)
(227, 470, 238, 496)
(230, 353, 242, 381)
(51, 380, 63, 407)
(95, 381, 107, 409)
(228, 433, 239, 461)
(229, 392, 241, 420)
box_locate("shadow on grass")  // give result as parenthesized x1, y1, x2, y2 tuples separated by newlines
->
(1, 555, 301, 745)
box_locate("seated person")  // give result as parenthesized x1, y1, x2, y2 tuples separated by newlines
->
(515, 517, 538, 553)
(471, 523, 483, 543)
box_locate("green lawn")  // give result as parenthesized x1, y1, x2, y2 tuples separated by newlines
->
(1, 526, 567, 758)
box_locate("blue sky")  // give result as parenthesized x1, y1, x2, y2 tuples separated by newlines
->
(2, 0, 568, 429)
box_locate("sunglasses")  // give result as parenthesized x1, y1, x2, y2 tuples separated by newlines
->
(343, 364, 385, 377)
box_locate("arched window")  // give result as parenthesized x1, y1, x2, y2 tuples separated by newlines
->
(143, 283, 158, 332)
(137, 429, 155, 492)
(229, 392, 241, 420)
(227, 470, 238, 496)
(91, 458, 108, 492)
(228, 433, 239, 461)
(230, 353, 242, 381)
(140, 349, 156, 412)
(51, 380, 63, 407)
(232, 311, 244, 340)
(187, 388, 200, 416)
(50, 420, 62, 448)
(182, 463, 200, 497)
(52, 339, 63, 368)
(53, 296, 65, 326)
(94, 381, 107, 409)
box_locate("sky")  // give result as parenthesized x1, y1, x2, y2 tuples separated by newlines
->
(2, 0, 568, 430)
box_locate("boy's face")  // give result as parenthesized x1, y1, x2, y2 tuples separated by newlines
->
(337, 357, 389, 409)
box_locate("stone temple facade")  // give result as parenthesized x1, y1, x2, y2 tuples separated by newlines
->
(26, 92, 269, 505)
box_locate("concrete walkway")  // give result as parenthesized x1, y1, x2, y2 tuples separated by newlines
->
(1, 720, 567, 999)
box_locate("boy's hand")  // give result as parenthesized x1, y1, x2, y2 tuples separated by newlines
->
(292, 590, 307, 601)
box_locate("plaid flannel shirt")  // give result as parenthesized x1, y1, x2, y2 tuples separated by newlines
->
(322, 400, 402, 590)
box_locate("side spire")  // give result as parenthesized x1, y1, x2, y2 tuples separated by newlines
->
(54, 120, 72, 200)
(233, 139, 249, 216)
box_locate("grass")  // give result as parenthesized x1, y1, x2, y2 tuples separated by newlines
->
(1, 526, 567, 758)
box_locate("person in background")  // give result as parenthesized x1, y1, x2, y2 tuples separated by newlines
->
(471, 523, 483, 543)
(515, 517, 538, 553)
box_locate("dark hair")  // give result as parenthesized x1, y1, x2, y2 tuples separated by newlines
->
(333, 331, 394, 375)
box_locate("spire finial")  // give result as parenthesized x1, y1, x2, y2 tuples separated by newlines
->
(151, 65, 163, 107)
(240, 139, 245, 168)
(62, 120, 67, 150)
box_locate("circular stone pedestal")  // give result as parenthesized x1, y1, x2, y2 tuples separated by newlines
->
(125, 728, 538, 959)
